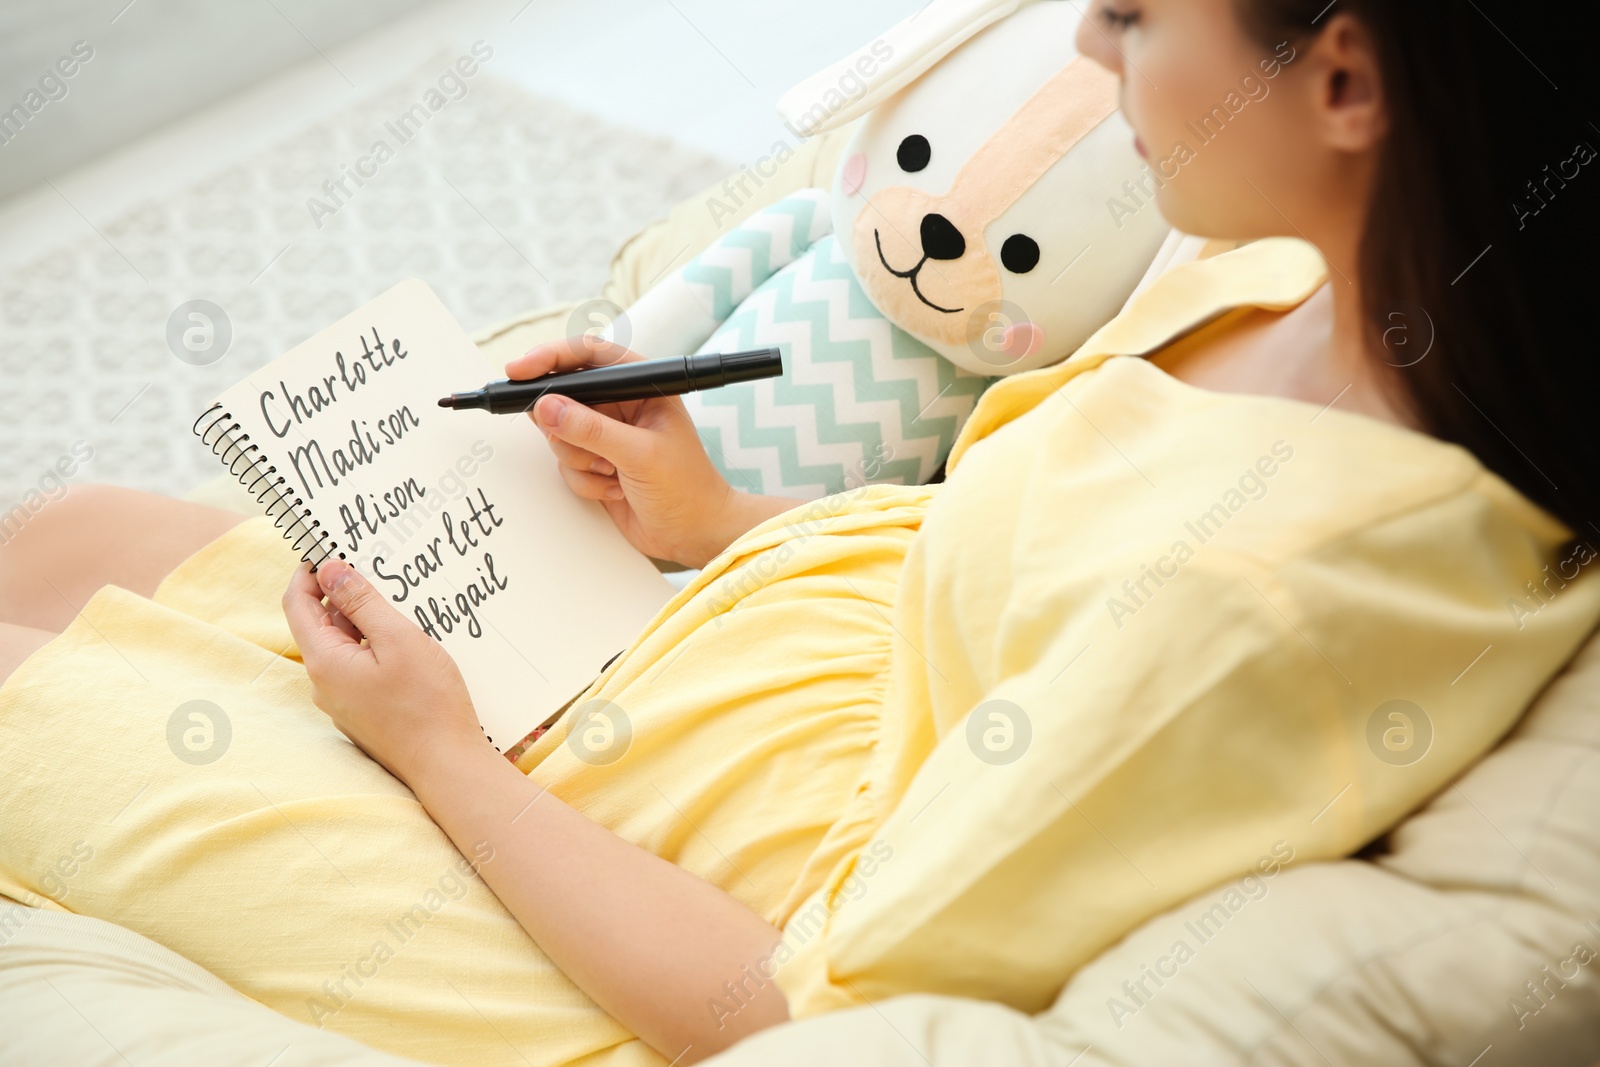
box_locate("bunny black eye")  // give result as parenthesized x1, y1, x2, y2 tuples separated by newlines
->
(1001, 234, 1040, 274)
(897, 135, 931, 173)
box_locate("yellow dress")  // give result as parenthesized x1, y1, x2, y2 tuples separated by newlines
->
(2, 239, 1594, 1066)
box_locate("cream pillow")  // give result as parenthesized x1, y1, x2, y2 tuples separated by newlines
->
(0, 903, 425, 1067)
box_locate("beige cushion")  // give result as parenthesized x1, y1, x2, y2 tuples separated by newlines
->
(0, 904, 425, 1067)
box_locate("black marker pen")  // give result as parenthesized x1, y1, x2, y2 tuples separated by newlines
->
(438, 348, 783, 414)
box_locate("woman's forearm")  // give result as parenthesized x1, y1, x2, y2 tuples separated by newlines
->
(410, 733, 789, 1062)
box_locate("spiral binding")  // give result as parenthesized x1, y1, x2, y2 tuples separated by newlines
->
(192, 403, 344, 568)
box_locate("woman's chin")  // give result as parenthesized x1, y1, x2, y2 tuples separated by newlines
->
(1144, 192, 1211, 238)
(1149, 195, 1265, 244)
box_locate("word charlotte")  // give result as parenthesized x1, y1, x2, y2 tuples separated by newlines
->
(1, 40, 94, 147)
(258, 326, 419, 501)
(1107, 40, 1297, 229)
(306, 41, 494, 229)
(706, 39, 893, 224)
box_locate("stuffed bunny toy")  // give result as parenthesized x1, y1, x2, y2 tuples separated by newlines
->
(606, 0, 1169, 500)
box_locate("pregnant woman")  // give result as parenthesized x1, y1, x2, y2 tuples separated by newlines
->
(2, 1, 1596, 1065)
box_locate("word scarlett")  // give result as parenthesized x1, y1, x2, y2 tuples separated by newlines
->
(373, 486, 509, 642)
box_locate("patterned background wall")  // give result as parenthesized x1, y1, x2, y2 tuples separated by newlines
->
(0, 62, 731, 508)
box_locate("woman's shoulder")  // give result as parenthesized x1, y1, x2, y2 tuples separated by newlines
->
(987, 352, 1533, 578)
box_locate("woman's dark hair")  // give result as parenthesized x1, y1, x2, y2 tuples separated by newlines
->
(1239, 1, 1599, 543)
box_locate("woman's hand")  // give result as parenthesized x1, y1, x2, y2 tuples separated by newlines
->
(509, 335, 794, 569)
(283, 553, 791, 1061)
(281, 558, 483, 783)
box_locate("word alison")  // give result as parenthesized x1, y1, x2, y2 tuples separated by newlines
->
(344, 441, 495, 571)
(306, 42, 494, 229)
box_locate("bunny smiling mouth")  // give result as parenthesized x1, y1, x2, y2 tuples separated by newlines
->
(874, 230, 964, 314)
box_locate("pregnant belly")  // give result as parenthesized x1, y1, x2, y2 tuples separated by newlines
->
(517, 482, 935, 925)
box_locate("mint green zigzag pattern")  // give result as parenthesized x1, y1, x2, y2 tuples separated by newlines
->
(694, 234, 993, 497)
(679, 196, 821, 322)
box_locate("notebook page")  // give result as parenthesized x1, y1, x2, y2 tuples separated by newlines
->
(207, 278, 675, 750)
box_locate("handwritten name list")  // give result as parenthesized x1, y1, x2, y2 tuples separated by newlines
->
(245, 322, 514, 646)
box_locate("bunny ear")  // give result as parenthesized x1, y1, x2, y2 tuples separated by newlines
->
(778, 0, 1029, 137)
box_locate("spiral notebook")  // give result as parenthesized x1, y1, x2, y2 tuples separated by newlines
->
(194, 278, 676, 751)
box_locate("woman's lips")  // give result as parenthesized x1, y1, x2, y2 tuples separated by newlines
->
(1134, 135, 1148, 159)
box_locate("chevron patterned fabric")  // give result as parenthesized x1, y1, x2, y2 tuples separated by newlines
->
(684, 233, 994, 501)
(680, 192, 828, 322)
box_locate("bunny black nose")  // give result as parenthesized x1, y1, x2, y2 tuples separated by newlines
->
(919, 213, 966, 261)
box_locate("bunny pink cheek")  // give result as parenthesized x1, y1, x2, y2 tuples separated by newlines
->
(1002, 322, 1045, 360)
(840, 153, 868, 197)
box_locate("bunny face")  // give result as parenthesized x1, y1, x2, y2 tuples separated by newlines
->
(824, 1, 1169, 375)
